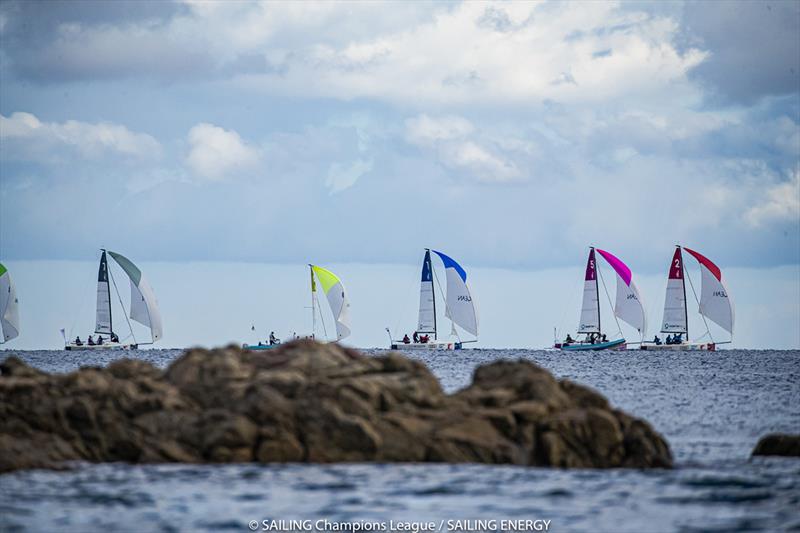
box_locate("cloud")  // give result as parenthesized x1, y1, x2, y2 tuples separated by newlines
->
(2, 1, 707, 108)
(405, 114, 522, 183)
(681, 0, 800, 105)
(405, 114, 473, 144)
(0, 111, 161, 159)
(325, 158, 373, 194)
(185, 123, 261, 181)
(745, 168, 800, 228)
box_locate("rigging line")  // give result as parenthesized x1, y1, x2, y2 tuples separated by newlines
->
(684, 266, 715, 344)
(597, 263, 623, 338)
(109, 265, 137, 344)
(314, 291, 329, 340)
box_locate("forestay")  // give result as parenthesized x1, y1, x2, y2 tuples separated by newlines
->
(578, 249, 600, 333)
(661, 247, 687, 334)
(107, 251, 163, 342)
(0, 263, 19, 342)
(596, 248, 646, 336)
(431, 250, 478, 337)
(417, 250, 436, 334)
(684, 247, 734, 335)
(311, 265, 351, 340)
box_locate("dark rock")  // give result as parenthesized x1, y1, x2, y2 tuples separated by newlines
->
(751, 433, 800, 457)
(0, 342, 672, 472)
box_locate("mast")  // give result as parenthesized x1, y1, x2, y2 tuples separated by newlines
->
(678, 245, 689, 340)
(427, 249, 438, 340)
(309, 265, 316, 338)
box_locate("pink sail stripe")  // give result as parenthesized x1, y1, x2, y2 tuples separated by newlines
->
(584, 248, 597, 281)
(668, 248, 683, 280)
(596, 248, 632, 286)
(684, 247, 722, 281)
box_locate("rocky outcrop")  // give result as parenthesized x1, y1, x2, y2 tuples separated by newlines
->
(751, 433, 800, 457)
(0, 341, 672, 472)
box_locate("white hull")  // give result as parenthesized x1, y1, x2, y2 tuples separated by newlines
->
(640, 342, 715, 351)
(65, 342, 137, 351)
(390, 340, 462, 351)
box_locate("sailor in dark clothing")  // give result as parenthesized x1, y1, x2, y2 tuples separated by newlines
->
(74, 336, 83, 346)
(654, 335, 661, 345)
(413, 331, 419, 343)
(402, 334, 410, 344)
(565, 334, 574, 345)
(88, 335, 95, 346)
(96, 335, 103, 345)
(666, 334, 673, 345)
(110, 332, 119, 343)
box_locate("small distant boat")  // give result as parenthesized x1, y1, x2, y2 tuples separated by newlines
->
(65, 250, 163, 350)
(640, 246, 734, 351)
(0, 263, 20, 344)
(389, 249, 478, 351)
(244, 264, 351, 350)
(555, 247, 646, 351)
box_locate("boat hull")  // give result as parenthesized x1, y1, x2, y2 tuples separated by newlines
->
(556, 338, 627, 351)
(640, 342, 716, 351)
(243, 344, 280, 351)
(65, 342, 137, 351)
(390, 340, 462, 351)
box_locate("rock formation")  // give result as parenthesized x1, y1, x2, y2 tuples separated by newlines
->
(751, 433, 800, 457)
(0, 340, 672, 472)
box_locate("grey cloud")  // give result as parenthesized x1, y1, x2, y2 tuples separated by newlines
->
(681, 0, 800, 105)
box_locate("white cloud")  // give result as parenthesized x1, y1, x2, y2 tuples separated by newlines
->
(405, 114, 473, 145)
(404, 113, 521, 183)
(0, 111, 161, 159)
(232, 2, 706, 107)
(185, 123, 261, 181)
(745, 168, 800, 228)
(10, 2, 706, 108)
(325, 158, 373, 194)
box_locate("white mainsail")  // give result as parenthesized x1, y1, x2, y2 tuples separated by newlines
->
(661, 247, 688, 334)
(578, 248, 600, 333)
(417, 250, 436, 334)
(0, 263, 20, 342)
(684, 247, 734, 335)
(311, 265, 351, 340)
(95, 251, 113, 335)
(107, 251, 163, 343)
(431, 250, 478, 337)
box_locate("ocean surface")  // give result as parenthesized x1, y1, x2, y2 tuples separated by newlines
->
(1, 348, 798, 532)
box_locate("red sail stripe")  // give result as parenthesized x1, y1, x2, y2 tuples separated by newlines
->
(684, 247, 722, 281)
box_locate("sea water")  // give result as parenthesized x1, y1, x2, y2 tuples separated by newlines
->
(0, 348, 798, 532)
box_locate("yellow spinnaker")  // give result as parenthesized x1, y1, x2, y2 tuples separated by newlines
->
(311, 265, 342, 294)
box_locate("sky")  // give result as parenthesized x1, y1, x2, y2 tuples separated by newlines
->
(0, 1, 798, 349)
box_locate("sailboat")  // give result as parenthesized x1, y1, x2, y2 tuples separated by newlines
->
(244, 264, 351, 350)
(65, 250, 163, 350)
(0, 263, 20, 344)
(555, 247, 646, 351)
(640, 245, 734, 351)
(388, 249, 478, 351)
